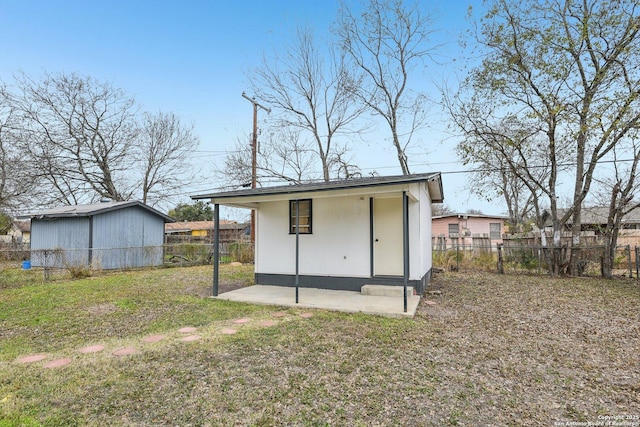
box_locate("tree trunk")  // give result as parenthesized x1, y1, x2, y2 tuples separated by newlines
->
(392, 133, 410, 175)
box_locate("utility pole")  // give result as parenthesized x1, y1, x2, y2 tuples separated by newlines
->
(242, 92, 270, 243)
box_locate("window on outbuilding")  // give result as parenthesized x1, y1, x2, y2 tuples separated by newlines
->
(448, 223, 459, 236)
(290, 199, 312, 234)
(490, 222, 501, 240)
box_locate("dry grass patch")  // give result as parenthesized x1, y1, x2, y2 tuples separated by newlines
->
(1, 267, 639, 426)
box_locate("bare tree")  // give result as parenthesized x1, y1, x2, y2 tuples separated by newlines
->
(432, 204, 455, 216)
(250, 26, 365, 182)
(593, 140, 640, 278)
(13, 72, 139, 204)
(336, 0, 435, 175)
(224, 128, 317, 186)
(137, 111, 199, 206)
(471, 152, 536, 233)
(0, 86, 38, 212)
(329, 151, 362, 180)
(450, 0, 640, 275)
(450, 112, 552, 233)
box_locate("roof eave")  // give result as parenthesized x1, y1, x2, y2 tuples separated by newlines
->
(193, 173, 444, 204)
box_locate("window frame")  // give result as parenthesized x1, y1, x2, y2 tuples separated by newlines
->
(489, 222, 501, 240)
(448, 223, 459, 236)
(289, 199, 312, 234)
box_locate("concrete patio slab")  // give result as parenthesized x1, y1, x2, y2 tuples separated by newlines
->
(214, 285, 420, 318)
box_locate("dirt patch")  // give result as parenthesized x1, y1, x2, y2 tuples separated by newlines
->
(185, 280, 246, 298)
(87, 302, 118, 315)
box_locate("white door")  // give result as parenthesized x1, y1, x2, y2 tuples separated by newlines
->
(373, 197, 403, 276)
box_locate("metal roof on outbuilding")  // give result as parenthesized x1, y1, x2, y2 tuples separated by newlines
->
(22, 201, 175, 223)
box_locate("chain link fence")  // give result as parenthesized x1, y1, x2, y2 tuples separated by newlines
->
(0, 243, 30, 262)
(0, 242, 254, 279)
(432, 243, 638, 278)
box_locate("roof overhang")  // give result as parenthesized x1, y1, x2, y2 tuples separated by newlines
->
(192, 173, 444, 209)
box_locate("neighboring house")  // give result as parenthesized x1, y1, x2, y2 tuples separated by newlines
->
(192, 173, 444, 295)
(13, 220, 31, 243)
(567, 206, 640, 232)
(562, 206, 640, 247)
(432, 213, 508, 250)
(504, 207, 640, 249)
(23, 201, 174, 269)
(0, 220, 31, 244)
(164, 220, 250, 243)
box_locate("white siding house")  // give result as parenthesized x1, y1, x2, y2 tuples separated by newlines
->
(25, 201, 174, 269)
(192, 173, 444, 295)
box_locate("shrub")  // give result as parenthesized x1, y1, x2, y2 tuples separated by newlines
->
(66, 263, 92, 279)
(228, 242, 254, 264)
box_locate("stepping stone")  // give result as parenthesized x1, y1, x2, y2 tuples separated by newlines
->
(425, 300, 438, 306)
(44, 358, 72, 368)
(113, 347, 137, 356)
(178, 327, 197, 333)
(221, 328, 237, 335)
(180, 335, 201, 342)
(17, 354, 47, 364)
(300, 312, 314, 318)
(142, 335, 165, 343)
(259, 320, 276, 327)
(80, 345, 105, 354)
(233, 318, 250, 324)
(272, 312, 287, 318)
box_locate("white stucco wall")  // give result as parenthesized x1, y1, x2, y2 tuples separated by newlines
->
(405, 182, 431, 280)
(255, 185, 433, 281)
(418, 182, 433, 277)
(256, 195, 371, 277)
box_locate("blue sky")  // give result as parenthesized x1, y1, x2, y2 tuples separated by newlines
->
(0, 0, 502, 215)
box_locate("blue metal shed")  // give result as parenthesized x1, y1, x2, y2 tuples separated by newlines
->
(26, 201, 174, 270)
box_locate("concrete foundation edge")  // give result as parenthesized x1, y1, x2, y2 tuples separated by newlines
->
(255, 269, 431, 294)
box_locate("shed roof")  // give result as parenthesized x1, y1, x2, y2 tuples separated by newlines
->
(22, 201, 175, 223)
(192, 173, 444, 205)
(164, 220, 248, 233)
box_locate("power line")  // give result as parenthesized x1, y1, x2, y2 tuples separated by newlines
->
(147, 155, 639, 202)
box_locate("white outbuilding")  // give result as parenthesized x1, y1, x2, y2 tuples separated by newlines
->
(192, 173, 444, 309)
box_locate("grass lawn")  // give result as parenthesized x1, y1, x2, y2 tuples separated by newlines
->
(1, 265, 639, 426)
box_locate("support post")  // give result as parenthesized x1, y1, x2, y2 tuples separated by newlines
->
(496, 243, 504, 274)
(369, 197, 374, 277)
(295, 200, 300, 304)
(402, 191, 409, 313)
(213, 203, 220, 297)
(88, 216, 93, 266)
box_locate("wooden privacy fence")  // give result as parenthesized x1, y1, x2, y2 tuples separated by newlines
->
(432, 235, 493, 252)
